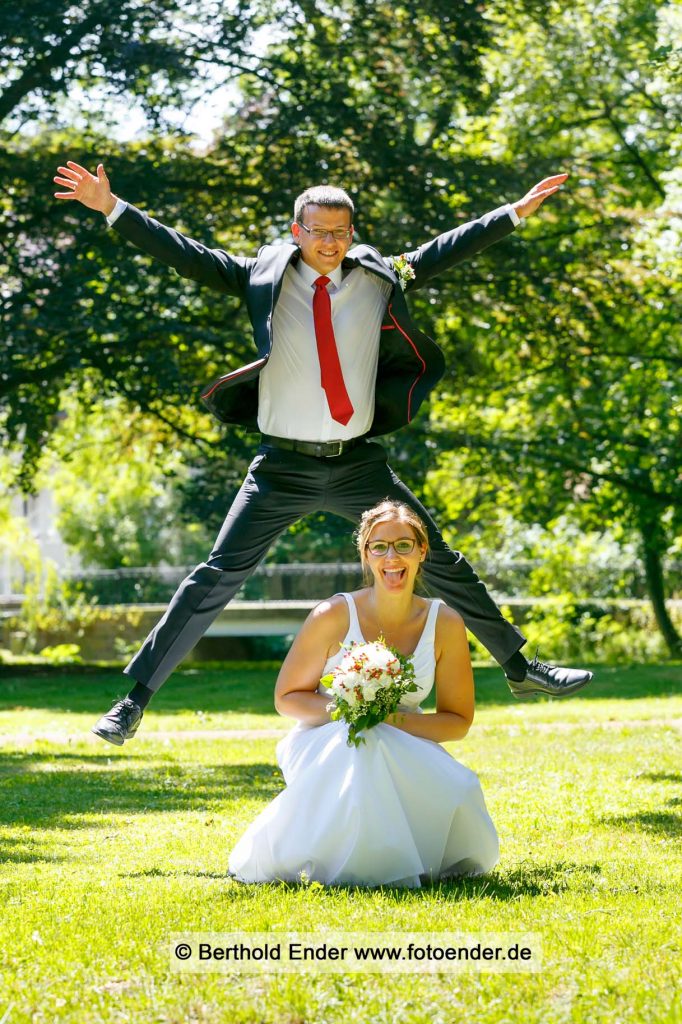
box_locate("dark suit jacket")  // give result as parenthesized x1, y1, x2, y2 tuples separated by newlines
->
(111, 203, 517, 435)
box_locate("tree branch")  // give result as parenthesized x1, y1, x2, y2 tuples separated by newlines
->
(0, 7, 107, 123)
(434, 428, 677, 505)
(601, 101, 666, 198)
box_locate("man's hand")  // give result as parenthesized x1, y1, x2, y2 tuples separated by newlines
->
(512, 173, 568, 219)
(53, 161, 117, 217)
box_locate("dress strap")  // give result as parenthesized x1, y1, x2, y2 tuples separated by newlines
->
(417, 598, 443, 653)
(339, 592, 364, 643)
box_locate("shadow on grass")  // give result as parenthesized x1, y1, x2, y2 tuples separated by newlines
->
(0, 668, 278, 717)
(1, 662, 680, 716)
(0, 752, 284, 863)
(600, 770, 682, 836)
(0, 833, 69, 865)
(601, 810, 681, 837)
(116, 861, 604, 903)
(437, 861, 604, 899)
(126, 868, 235, 879)
(196, 861, 605, 901)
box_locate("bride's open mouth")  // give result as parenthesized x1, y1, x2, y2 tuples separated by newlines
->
(382, 568, 406, 581)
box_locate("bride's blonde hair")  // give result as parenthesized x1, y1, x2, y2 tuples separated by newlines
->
(355, 499, 429, 584)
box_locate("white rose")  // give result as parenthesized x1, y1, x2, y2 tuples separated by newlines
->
(376, 669, 398, 690)
(339, 670, 362, 691)
(338, 651, 355, 672)
(342, 686, 360, 708)
(329, 679, 347, 699)
(329, 675, 361, 706)
(364, 643, 399, 673)
(339, 649, 369, 674)
(361, 679, 380, 701)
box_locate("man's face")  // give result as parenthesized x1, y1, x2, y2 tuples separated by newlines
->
(291, 204, 354, 275)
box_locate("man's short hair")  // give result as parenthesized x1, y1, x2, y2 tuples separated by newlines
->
(294, 186, 354, 225)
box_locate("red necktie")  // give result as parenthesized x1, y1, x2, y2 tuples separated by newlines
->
(312, 275, 354, 426)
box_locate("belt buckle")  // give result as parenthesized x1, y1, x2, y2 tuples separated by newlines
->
(326, 440, 344, 457)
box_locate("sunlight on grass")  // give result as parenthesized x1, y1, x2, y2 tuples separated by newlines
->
(0, 663, 680, 1022)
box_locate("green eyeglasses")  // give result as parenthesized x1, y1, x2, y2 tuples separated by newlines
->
(366, 538, 417, 557)
(297, 222, 352, 241)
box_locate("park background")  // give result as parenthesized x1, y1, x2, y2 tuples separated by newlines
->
(0, 1, 680, 1023)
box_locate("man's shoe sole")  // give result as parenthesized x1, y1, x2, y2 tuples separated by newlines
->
(91, 725, 126, 746)
(509, 673, 593, 700)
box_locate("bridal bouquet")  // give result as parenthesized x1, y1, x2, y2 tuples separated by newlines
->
(321, 639, 417, 747)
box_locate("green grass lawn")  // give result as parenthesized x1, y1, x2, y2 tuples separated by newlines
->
(0, 663, 680, 1023)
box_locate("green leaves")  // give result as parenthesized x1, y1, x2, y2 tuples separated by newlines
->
(1, 0, 679, 651)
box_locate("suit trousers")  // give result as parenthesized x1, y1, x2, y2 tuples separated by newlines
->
(124, 440, 525, 691)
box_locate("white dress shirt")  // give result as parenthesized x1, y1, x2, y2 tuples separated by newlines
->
(258, 260, 391, 441)
(106, 200, 520, 441)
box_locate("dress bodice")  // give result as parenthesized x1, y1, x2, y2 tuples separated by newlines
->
(320, 593, 442, 710)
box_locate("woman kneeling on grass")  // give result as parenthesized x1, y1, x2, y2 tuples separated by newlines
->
(229, 499, 498, 887)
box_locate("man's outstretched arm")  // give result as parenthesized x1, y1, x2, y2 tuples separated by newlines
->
(398, 173, 569, 290)
(53, 161, 252, 296)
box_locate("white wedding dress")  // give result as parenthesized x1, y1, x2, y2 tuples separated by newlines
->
(229, 594, 499, 887)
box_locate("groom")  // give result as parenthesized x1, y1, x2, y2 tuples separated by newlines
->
(53, 161, 593, 745)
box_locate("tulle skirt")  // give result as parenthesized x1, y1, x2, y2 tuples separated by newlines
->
(228, 721, 499, 888)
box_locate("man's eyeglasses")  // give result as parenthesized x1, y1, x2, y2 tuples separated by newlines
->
(297, 222, 353, 241)
(366, 538, 417, 557)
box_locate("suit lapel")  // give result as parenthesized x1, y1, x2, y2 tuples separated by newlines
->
(343, 244, 398, 288)
(257, 240, 396, 293)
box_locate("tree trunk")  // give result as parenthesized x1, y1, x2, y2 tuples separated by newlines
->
(637, 507, 682, 657)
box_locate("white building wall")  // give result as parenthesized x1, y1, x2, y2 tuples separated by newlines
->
(0, 489, 82, 597)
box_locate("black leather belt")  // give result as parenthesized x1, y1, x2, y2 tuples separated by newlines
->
(260, 434, 362, 458)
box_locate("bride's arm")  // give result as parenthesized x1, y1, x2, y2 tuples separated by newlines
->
(385, 606, 475, 742)
(274, 597, 348, 725)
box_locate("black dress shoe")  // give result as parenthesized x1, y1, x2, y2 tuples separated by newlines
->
(508, 656, 593, 700)
(91, 698, 143, 745)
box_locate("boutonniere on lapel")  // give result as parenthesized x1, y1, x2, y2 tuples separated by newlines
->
(389, 254, 416, 290)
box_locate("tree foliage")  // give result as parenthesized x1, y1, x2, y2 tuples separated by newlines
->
(40, 389, 212, 568)
(1, 0, 493, 475)
(0, 0, 260, 129)
(423, 0, 682, 651)
(1, 0, 680, 647)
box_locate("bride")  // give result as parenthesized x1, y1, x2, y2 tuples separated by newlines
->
(229, 499, 499, 887)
